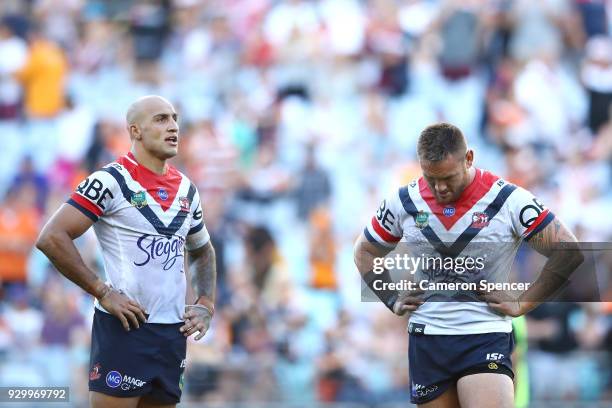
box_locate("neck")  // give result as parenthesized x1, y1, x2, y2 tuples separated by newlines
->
(467, 167, 477, 185)
(131, 145, 167, 175)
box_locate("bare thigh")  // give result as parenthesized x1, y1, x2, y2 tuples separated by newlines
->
(456, 373, 514, 408)
(90, 391, 140, 408)
(137, 395, 176, 408)
(418, 385, 460, 408)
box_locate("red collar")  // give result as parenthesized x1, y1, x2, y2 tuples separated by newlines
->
(418, 169, 499, 230)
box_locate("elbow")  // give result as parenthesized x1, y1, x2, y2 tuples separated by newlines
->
(353, 240, 371, 274)
(204, 241, 216, 260)
(353, 234, 365, 259)
(566, 240, 585, 270)
(570, 249, 585, 270)
(206, 243, 216, 265)
(35, 232, 49, 253)
(35, 229, 61, 255)
(558, 245, 585, 279)
(353, 241, 362, 268)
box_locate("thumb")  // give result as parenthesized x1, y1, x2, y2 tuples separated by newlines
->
(392, 300, 404, 315)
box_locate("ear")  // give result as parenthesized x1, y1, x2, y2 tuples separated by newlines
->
(465, 149, 474, 167)
(129, 124, 141, 140)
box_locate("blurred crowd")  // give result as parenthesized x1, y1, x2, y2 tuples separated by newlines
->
(0, 0, 611, 406)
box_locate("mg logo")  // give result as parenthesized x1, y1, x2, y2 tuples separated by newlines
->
(106, 371, 122, 388)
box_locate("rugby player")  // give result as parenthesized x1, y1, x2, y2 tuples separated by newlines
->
(36, 95, 216, 408)
(354, 123, 583, 408)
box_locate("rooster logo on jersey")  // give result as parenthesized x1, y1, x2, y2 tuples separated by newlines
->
(179, 196, 191, 212)
(471, 212, 490, 229)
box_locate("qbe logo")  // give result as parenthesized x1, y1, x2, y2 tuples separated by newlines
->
(106, 370, 122, 388)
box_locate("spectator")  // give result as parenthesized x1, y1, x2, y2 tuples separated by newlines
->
(8, 156, 49, 212)
(436, 0, 481, 81)
(309, 207, 336, 290)
(574, 0, 609, 38)
(243, 225, 291, 310)
(129, 0, 172, 84)
(0, 17, 27, 121)
(15, 25, 67, 119)
(0, 183, 42, 285)
(294, 144, 331, 220)
(581, 35, 612, 135)
(39, 279, 85, 347)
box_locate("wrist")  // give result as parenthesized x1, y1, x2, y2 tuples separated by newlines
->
(93, 281, 111, 300)
(195, 296, 215, 315)
(517, 297, 535, 316)
(363, 270, 399, 313)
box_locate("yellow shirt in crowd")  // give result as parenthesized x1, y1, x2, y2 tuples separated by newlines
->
(16, 39, 67, 118)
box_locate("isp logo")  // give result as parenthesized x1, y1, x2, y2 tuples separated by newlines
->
(106, 370, 122, 388)
(443, 207, 455, 217)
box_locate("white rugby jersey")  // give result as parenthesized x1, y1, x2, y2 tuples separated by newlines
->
(364, 168, 554, 335)
(68, 152, 210, 323)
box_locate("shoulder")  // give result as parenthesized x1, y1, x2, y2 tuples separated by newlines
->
(96, 158, 129, 176)
(475, 169, 518, 203)
(402, 177, 421, 196)
(173, 168, 198, 197)
(79, 161, 126, 189)
(479, 169, 501, 184)
(475, 168, 507, 192)
(173, 167, 195, 186)
(397, 176, 426, 211)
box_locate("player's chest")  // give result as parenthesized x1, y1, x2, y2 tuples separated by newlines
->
(111, 189, 194, 238)
(400, 203, 513, 245)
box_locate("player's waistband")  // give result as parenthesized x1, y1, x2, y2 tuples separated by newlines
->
(94, 304, 184, 326)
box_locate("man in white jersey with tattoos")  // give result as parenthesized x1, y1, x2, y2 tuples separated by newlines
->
(37, 95, 216, 408)
(355, 123, 583, 408)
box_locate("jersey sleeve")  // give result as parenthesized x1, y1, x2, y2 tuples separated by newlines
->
(185, 187, 211, 251)
(363, 189, 405, 248)
(507, 186, 555, 241)
(67, 169, 119, 222)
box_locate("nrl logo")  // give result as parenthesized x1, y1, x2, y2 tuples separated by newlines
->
(130, 191, 148, 208)
(415, 211, 429, 229)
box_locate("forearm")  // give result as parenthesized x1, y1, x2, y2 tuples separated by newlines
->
(354, 235, 398, 311)
(36, 231, 107, 298)
(354, 242, 379, 278)
(188, 241, 217, 310)
(519, 243, 584, 314)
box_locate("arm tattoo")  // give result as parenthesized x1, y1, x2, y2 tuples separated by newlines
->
(528, 218, 574, 256)
(188, 241, 217, 302)
(524, 217, 584, 301)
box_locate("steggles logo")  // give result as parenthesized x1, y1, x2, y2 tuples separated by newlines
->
(134, 234, 185, 270)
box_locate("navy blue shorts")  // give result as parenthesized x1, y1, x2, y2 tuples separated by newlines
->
(88, 309, 186, 404)
(408, 327, 514, 405)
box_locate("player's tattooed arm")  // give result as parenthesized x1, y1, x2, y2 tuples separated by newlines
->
(520, 217, 584, 310)
(183, 241, 216, 340)
(527, 217, 583, 277)
(485, 217, 584, 317)
(527, 217, 576, 255)
(188, 241, 216, 310)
